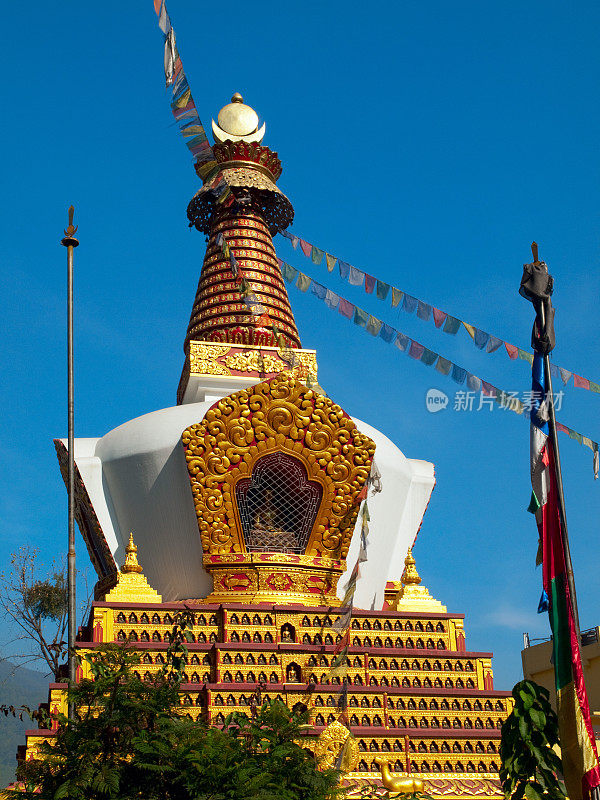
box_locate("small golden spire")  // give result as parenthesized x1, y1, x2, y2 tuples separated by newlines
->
(103, 533, 162, 603)
(392, 547, 446, 613)
(401, 547, 421, 586)
(122, 533, 143, 574)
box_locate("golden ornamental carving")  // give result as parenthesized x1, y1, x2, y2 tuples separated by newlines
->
(186, 341, 318, 382)
(189, 342, 232, 376)
(205, 561, 341, 605)
(224, 351, 286, 374)
(181, 373, 375, 560)
(315, 720, 359, 773)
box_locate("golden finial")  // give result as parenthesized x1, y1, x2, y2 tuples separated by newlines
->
(104, 533, 162, 603)
(393, 546, 446, 613)
(122, 533, 143, 574)
(401, 547, 422, 586)
(61, 204, 79, 247)
(212, 93, 265, 143)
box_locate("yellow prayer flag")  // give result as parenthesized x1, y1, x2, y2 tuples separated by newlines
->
(462, 322, 475, 340)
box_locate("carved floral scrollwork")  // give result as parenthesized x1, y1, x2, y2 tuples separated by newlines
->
(181, 374, 375, 560)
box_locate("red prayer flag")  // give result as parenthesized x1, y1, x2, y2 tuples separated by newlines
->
(574, 374, 590, 390)
(540, 443, 600, 800)
(505, 342, 519, 360)
(255, 313, 271, 327)
(409, 341, 425, 360)
(432, 308, 447, 328)
(154, 0, 163, 14)
(338, 298, 354, 319)
(364, 274, 376, 294)
(299, 239, 312, 258)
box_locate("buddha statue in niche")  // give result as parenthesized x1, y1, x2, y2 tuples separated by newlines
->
(252, 489, 285, 537)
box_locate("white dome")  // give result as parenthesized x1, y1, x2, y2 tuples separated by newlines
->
(70, 398, 434, 606)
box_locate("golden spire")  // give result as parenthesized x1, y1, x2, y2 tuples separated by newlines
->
(103, 534, 162, 603)
(401, 547, 421, 586)
(122, 533, 143, 574)
(391, 547, 446, 613)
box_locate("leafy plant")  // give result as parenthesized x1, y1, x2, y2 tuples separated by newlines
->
(9, 610, 340, 800)
(500, 680, 566, 800)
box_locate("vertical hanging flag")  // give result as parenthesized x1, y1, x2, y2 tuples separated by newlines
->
(529, 352, 600, 800)
(153, 1, 229, 202)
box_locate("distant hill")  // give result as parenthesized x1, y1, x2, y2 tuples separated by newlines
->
(0, 660, 49, 788)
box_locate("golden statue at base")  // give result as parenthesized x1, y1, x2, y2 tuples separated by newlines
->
(249, 489, 299, 550)
(253, 490, 285, 536)
(374, 757, 425, 797)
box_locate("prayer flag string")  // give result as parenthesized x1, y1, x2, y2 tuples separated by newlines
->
(153, 1, 230, 204)
(280, 260, 599, 476)
(279, 231, 600, 397)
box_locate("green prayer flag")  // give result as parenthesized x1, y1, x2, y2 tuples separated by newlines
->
(330, 648, 349, 670)
(527, 490, 541, 514)
(442, 315, 461, 334)
(391, 287, 403, 307)
(354, 307, 369, 327)
(376, 281, 390, 300)
(568, 429, 583, 444)
(311, 246, 324, 265)
(325, 253, 337, 272)
(366, 316, 382, 336)
(172, 88, 191, 108)
(296, 272, 311, 292)
(421, 348, 438, 366)
(589, 381, 600, 394)
(281, 262, 297, 282)
(518, 348, 534, 365)
(435, 357, 452, 375)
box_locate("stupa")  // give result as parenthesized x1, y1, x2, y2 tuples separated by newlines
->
(20, 95, 512, 798)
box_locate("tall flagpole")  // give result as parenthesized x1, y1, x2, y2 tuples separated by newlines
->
(530, 242, 581, 638)
(61, 206, 78, 718)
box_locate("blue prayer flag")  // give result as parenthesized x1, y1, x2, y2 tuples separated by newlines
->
(402, 294, 417, 314)
(380, 323, 396, 343)
(451, 364, 467, 384)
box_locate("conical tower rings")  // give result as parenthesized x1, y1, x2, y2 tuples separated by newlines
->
(184, 207, 301, 351)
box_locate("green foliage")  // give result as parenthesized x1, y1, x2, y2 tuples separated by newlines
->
(22, 574, 67, 622)
(499, 680, 566, 800)
(10, 611, 340, 800)
(0, 547, 83, 679)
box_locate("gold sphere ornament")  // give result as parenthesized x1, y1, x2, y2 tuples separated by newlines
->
(212, 92, 266, 143)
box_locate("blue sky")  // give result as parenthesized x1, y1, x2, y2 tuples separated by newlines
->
(1, 1, 599, 689)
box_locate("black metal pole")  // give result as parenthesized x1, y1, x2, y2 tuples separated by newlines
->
(61, 207, 78, 718)
(538, 299, 581, 638)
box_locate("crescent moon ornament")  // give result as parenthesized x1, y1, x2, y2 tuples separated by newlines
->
(212, 119, 266, 144)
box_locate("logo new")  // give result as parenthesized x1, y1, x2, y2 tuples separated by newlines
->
(425, 388, 448, 413)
